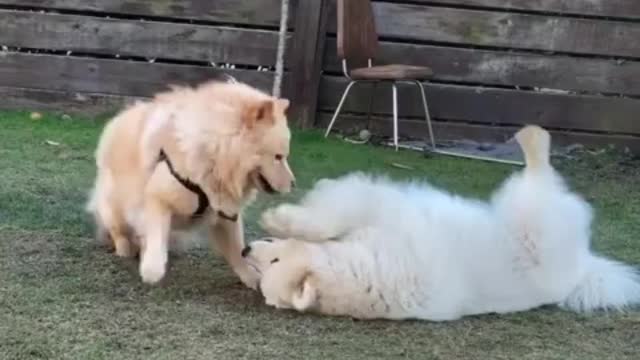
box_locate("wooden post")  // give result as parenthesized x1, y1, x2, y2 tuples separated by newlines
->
(287, 0, 329, 129)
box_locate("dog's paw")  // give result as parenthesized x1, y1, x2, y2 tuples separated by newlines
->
(111, 234, 138, 258)
(139, 254, 167, 284)
(114, 242, 135, 258)
(115, 248, 133, 258)
(259, 204, 298, 238)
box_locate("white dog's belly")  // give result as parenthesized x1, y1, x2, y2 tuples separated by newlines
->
(313, 208, 584, 320)
(456, 234, 586, 316)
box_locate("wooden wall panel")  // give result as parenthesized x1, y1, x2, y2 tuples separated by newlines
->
(0, 10, 283, 65)
(382, 0, 640, 19)
(0, 0, 291, 27)
(0, 52, 275, 96)
(319, 76, 640, 134)
(324, 40, 640, 95)
(326, 3, 640, 58)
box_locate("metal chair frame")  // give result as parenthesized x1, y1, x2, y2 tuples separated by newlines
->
(324, 59, 436, 152)
(324, 59, 524, 165)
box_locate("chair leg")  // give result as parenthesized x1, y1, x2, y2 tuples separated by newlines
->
(414, 80, 436, 150)
(324, 80, 358, 138)
(391, 82, 399, 151)
(365, 82, 378, 129)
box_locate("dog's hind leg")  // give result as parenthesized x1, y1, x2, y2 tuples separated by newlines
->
(514, 125, 551, 172)
(95, 195, 134, 258)
(110, 226, 134, 258)
(496, 125, 593, 300)
(88, 171, 136, 257)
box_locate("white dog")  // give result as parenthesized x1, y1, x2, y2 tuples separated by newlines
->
(244, 125, 640, 321)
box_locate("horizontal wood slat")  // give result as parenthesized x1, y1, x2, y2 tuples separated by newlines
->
(380, 0, 640, 20)
(0, 52, 275, 96)
(0, 0, 289, 27)
(0, 10, 282, 66)
(324, 39, 640, 95)
(0, 86, 138, 115)
(316, 112, 640, 153)
(318, 76, 640, 134)
(327, 3, 640, 58)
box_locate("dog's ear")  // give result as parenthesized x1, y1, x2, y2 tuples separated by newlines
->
(276, 99, 290, 114)
(290, 271, 318, 311)
(244, 99, 274, 128)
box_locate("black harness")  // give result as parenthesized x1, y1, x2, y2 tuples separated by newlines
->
(158, 149, 238, 222)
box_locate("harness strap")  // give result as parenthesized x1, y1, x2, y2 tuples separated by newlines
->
(158, 149, 210, 218)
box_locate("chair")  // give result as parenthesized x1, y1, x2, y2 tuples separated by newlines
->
(324, 0, 436, 151)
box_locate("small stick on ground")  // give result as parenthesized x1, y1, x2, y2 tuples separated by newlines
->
(390, 162, 415, 170)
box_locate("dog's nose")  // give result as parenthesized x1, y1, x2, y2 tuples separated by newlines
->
(241, 245, 251, 257)
(291, 180, 296, 188)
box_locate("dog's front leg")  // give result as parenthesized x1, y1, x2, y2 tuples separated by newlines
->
(209, 215, 259, 290)
(139, 199, 172, 284)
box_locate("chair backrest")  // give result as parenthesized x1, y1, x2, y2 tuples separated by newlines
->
(336, 0, 379, 69)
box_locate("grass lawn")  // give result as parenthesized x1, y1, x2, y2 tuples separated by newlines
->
(1, 111, 639, 360)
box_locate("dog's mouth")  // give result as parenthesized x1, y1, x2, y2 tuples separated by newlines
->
(255, 173, 276, 194)
(245, 257, 263, 278)
(247, 262, 262, 276)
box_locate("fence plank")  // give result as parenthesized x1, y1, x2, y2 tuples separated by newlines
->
(318, 76, 640, 134)
(0, 86, 138, 115)
(381, 0, 640, 19)
(287, 0, 329, 128)
(316, 112, 640, 152)
(327, 3, 640, 58)
(0, 0, 289, 27)
(0, 10, 282, 66)
(0, 52, 275, 96)
(324, 39, 640, 95)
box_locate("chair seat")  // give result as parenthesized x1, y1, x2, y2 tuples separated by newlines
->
(349, 64, 433, 80)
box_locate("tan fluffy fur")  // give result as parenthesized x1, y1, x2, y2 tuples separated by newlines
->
(86, 80, 295, 287)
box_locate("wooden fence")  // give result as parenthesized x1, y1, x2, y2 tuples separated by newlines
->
(0, 0, 286, 111)
(0, 0, 639, 151)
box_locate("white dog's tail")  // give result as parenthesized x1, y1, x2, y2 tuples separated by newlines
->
(560, 255, 640, 312)
(515, 125, 551, 171)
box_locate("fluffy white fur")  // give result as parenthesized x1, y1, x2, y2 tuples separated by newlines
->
(247, 126, 640, 321)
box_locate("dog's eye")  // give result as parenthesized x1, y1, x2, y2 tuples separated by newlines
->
(270, 258, 280, 264)
(275, 154, 283, 161)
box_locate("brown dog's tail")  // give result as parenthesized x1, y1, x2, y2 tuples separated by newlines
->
(85, 186, 110, 245)
(514, 125, 551, 172)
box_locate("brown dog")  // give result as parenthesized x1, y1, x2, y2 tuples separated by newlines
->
(86, 80, 295, 288)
